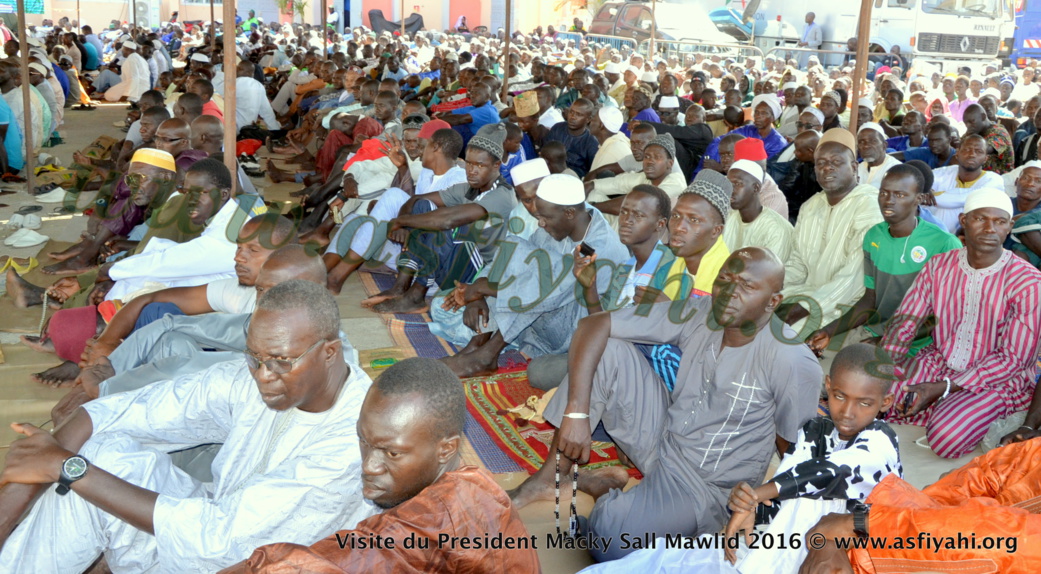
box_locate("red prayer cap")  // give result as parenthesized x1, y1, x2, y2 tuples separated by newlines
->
(733, 138, 767, 162)
(419, 119, 451, 140)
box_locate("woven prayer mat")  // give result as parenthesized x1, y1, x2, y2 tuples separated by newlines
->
(463, 369, 642, 478)
(358, 270, 527, 367)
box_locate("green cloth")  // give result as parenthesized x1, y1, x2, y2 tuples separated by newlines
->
(861, 219, 962, 348)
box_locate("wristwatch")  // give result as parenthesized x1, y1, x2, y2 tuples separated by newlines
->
(851, 501, 871, 538)
(55, 455, 90, 496)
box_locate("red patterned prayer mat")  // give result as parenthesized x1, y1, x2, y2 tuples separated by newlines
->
(463, 369, 643, 479)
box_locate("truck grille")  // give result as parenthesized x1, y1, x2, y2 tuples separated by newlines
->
(917, 33, 1000, 55)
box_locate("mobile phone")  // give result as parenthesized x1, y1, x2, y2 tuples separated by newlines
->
(579, 242, 595, 257)
(902, 392, 917, 413)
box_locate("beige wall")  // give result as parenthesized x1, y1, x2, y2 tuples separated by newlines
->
(21, 1, 318, 28)
(22, 0, 573, 33)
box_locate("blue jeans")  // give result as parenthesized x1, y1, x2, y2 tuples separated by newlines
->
(132, 302, 185, 333)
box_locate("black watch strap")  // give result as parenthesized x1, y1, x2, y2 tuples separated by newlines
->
(852, 502, 870, 537)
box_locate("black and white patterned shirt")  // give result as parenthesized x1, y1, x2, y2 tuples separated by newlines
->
(758, 417, 902, 525)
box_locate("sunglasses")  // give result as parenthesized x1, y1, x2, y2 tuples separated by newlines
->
(154, 136, 185, 145)
(795, 122, 820, 130)
(124, 172, 156, 187)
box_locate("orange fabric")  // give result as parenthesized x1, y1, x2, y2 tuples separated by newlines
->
(849, 439, 1041, 574)
(219, 467, 541, 574)
(288, 79, 327, 115)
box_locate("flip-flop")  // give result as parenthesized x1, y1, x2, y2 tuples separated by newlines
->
(3, 256, 39, 274)
(16, 205, 42, 215)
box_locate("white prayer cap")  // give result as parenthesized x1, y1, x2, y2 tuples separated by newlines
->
(123, 41, 138, 50)
(511, 158, 550, 186)
(625, 65, 640, 76)
(1022, 160, 1041, 172)
(857, 97, 874, 109)
(963, 186, 1013, 219)
(803, 107, 825, 125)
(536, 173, 585, 206)
(28, 62, 49, 76)
(190, 52, 211, 63)
(782, 81, 798, 90)
(730, 159, 764, 183)
(858, 122, 887, 140)
(26, 37, 43, 47)
(659, 95, 679, 109)
(599, 107, 624, 133)
(751, 94, 781, 118)
(604, 61, 622, 74)
(641, 70, 658, 83)
(982, 87, 1002, 99)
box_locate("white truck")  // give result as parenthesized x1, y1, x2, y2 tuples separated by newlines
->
(712, 0, 1017, 69)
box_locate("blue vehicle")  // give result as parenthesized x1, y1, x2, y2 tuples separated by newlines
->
(1012, 0, 1041, 66)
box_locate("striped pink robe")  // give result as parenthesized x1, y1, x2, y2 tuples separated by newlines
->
(881, 248, 1041, 458)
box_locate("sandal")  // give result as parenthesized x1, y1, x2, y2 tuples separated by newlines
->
(16, 205, 43, 215)
(72, 104, 96, 111)
(2, 174, 26, 183)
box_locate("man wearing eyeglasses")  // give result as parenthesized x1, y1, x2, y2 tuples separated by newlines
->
(0, 280, 376, 572)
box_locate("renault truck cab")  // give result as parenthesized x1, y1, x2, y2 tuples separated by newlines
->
(724, 0, 1015, 68)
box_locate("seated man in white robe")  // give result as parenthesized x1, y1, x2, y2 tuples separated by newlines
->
(103, 41, 150, 103)
(0, 280, 376, 572)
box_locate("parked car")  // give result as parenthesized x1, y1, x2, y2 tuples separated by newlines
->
(587, 0, 737, 47)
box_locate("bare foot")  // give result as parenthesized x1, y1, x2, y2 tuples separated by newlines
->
(288, 151, 313, 164)
(6, 268, 48, 308)
(30, 360, 81, 387)
(441, 351, 499, 378)
(47, 241, 87, 262)
(370, 296, 430, 314)
(267, 160, 292, 183)
(41, 257, 98, 276)
(508, 473, 558, 509)
(360, 287, 407, 308)
(76, 356, 116, 398)
(577, 465, 630, 500)
(19, 335, 55, 354)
